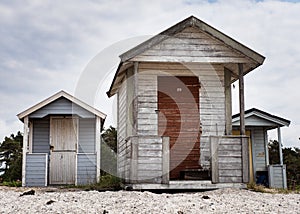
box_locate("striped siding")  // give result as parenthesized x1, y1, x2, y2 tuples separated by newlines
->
(78, 118, 96, 153)
(77, 154, 97, 185)
(32, 119, 50, 153)
(29, 97, 95, 118)
(26, 154, 47, 187)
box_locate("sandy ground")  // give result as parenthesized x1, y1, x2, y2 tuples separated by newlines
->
(0, 187, 299, 213)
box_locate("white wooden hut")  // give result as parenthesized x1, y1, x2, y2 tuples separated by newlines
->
(232, 108, 290, 189)
(107, 16, 265, 189)
(17, 91, 106, 187)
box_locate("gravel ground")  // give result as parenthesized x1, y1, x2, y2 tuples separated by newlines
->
(0, 187, 299, 213)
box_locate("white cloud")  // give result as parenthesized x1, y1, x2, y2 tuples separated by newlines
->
(0, 0, 299, 148)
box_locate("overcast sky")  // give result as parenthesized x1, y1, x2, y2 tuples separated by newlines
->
(0, 0, 299, 148)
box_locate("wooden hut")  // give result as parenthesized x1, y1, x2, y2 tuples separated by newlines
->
(107, 16, 265, 189)
(232, 108, 290, 189)
(18, 91, 106, 187)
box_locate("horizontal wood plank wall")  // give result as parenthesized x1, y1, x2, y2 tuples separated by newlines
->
(117, 81, 128, 180)
(26, 154, 47, 186)
(29, 97, 95, 119)
(78, 118, 96, 153)
(32, 119, 50, 153)
(77, 154, 97, 185)
(198, 64, 225, 169)
(211, 136, 243, 183)
(137, 136, 163, 183)
(252, 128, 267, 171)
(138, 62, 225, 170)
(131, 27, 251, 63)
(137, 73, 158, 136)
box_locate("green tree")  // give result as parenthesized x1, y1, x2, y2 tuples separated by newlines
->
(101, 126, 117, 176)
(0, 131, 23, 182)
(101, 126, 117, 153)
(268, 140, 280, 164)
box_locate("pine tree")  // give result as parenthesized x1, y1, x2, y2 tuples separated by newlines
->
(0, 132, 23, 182)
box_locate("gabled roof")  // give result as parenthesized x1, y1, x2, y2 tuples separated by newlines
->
(232, 108, 290, 129)
(17, 90, 107, 120)
(107, 15, 265, 97)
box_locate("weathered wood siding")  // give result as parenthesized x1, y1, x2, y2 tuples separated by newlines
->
(77, 153, 97, 185)
(211, 136, 248, 183)
(268, 165, 287, 189)
(252, 128, 267, 171)
(138, 62, 225, 169)
(137, 136, 163, 183)
(131, 27, 251, 63)
(198, 65, 225, 168)
(29, 97, 95, 118)
(117, 81, 129, 179)
(127, 136, 167, 183)
(137, 73, 158, 136)
(78, 118, 95, 153)
(32, 119, 50, 153)
(25, 154, 47, 187)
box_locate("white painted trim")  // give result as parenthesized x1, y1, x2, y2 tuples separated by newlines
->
(282, 165, 287, 189)
(250, 130, 256, 179)
(96, 116, 101, 182)
(22, 116, 29, 187)
(49, 116, 78, 185)
(277, 127, 284, 165)
(17, 90, 106, 120)
(264, 129, 269, 166)
(75, 117, 79, 186)
(28, 122, 33, 153)
(45, 153, 48, 186)
(232, 110, 290, 128)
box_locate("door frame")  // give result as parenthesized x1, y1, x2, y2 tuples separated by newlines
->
(49, 116, 79, 185)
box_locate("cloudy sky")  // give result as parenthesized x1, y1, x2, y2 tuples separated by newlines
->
(0, 0, 299, 148)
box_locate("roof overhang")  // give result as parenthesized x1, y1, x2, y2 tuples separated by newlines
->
(232, 108, 291, 130)
(107, 15, 266, 97)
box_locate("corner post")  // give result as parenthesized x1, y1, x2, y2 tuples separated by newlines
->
(277, 126, 283, 165)
(22, 116, 29, 187)
(96, 116, 101, 182)
(130, 137, 138, 183)
(238, 64, 245, 136)
(225, 68, 232, 135)
(133, 62, 139, 136)
(162, 136, 170, 184)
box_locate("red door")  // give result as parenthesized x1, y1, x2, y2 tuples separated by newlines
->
(158, 76, 201, 180)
